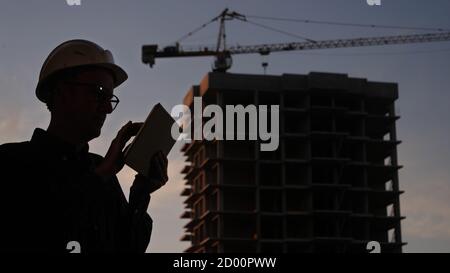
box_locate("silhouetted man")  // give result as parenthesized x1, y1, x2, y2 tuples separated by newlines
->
(0, 40, 168, 253)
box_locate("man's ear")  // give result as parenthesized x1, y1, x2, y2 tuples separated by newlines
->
(52, 84, 70, 111)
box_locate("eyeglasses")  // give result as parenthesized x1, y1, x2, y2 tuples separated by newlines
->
(65, 82, 120, 111)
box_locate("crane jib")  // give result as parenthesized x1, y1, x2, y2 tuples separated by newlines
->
(227, 32, 450, 55)
(142, 31, 450, 69)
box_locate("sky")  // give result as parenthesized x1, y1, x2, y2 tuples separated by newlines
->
(1, 0, 450, 253)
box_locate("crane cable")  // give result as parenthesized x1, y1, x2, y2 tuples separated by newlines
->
(175, 16, 220, 43)
(246, 15, 450, 32)
(279, 47, 450, 57)
(174, 12, 449, 49)
(235, 17, 317, 43)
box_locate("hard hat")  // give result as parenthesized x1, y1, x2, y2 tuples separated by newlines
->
(36, 39, 128, 103)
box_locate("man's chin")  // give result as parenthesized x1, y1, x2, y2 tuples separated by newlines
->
(86, 127, 102, 142)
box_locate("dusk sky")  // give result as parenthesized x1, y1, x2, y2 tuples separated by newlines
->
(1, 0, 450, 252)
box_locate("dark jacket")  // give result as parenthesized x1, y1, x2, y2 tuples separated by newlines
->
(0, 128, 152, 253)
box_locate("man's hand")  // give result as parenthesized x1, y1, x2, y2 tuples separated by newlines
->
(95, 121, 142, 179)
(133, 151, 169, 195)
(129, 151, 168, 212)
(146, 151, 169, 193)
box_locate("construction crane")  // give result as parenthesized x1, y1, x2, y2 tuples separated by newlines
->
(142, 9, 450, 72)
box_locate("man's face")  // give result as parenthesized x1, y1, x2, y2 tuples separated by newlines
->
(56, 68, 116, 142)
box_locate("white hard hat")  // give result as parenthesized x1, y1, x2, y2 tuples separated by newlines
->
(36, 39, 128, 103)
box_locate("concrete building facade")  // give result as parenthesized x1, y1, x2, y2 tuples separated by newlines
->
(180, 72, 405, 253)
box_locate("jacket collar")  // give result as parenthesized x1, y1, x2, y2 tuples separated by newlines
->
(30, 128, 89, 160)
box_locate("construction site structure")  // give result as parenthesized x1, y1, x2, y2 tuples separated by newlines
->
(180, 72, 405, 253)
(142, 9, 450, 72)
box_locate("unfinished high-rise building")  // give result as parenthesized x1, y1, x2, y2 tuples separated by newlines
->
(180, 72, 405, 253)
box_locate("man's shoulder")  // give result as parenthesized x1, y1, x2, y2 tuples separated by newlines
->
(0, 141, 34, 168)
(0, 141, 32, 155)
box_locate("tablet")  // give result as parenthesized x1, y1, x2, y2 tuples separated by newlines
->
(124, 103, 180, 177)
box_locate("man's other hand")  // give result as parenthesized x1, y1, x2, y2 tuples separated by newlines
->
(95, 121, 142, 179)
(144, 151, 169, 194)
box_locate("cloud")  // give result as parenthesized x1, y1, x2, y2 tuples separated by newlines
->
(146, 154, 189, 252)
(0, 67, 49, 143)
(0, 105, 47, 143)
(0, 112, 22, 141)
(402, 169, 450, 250)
